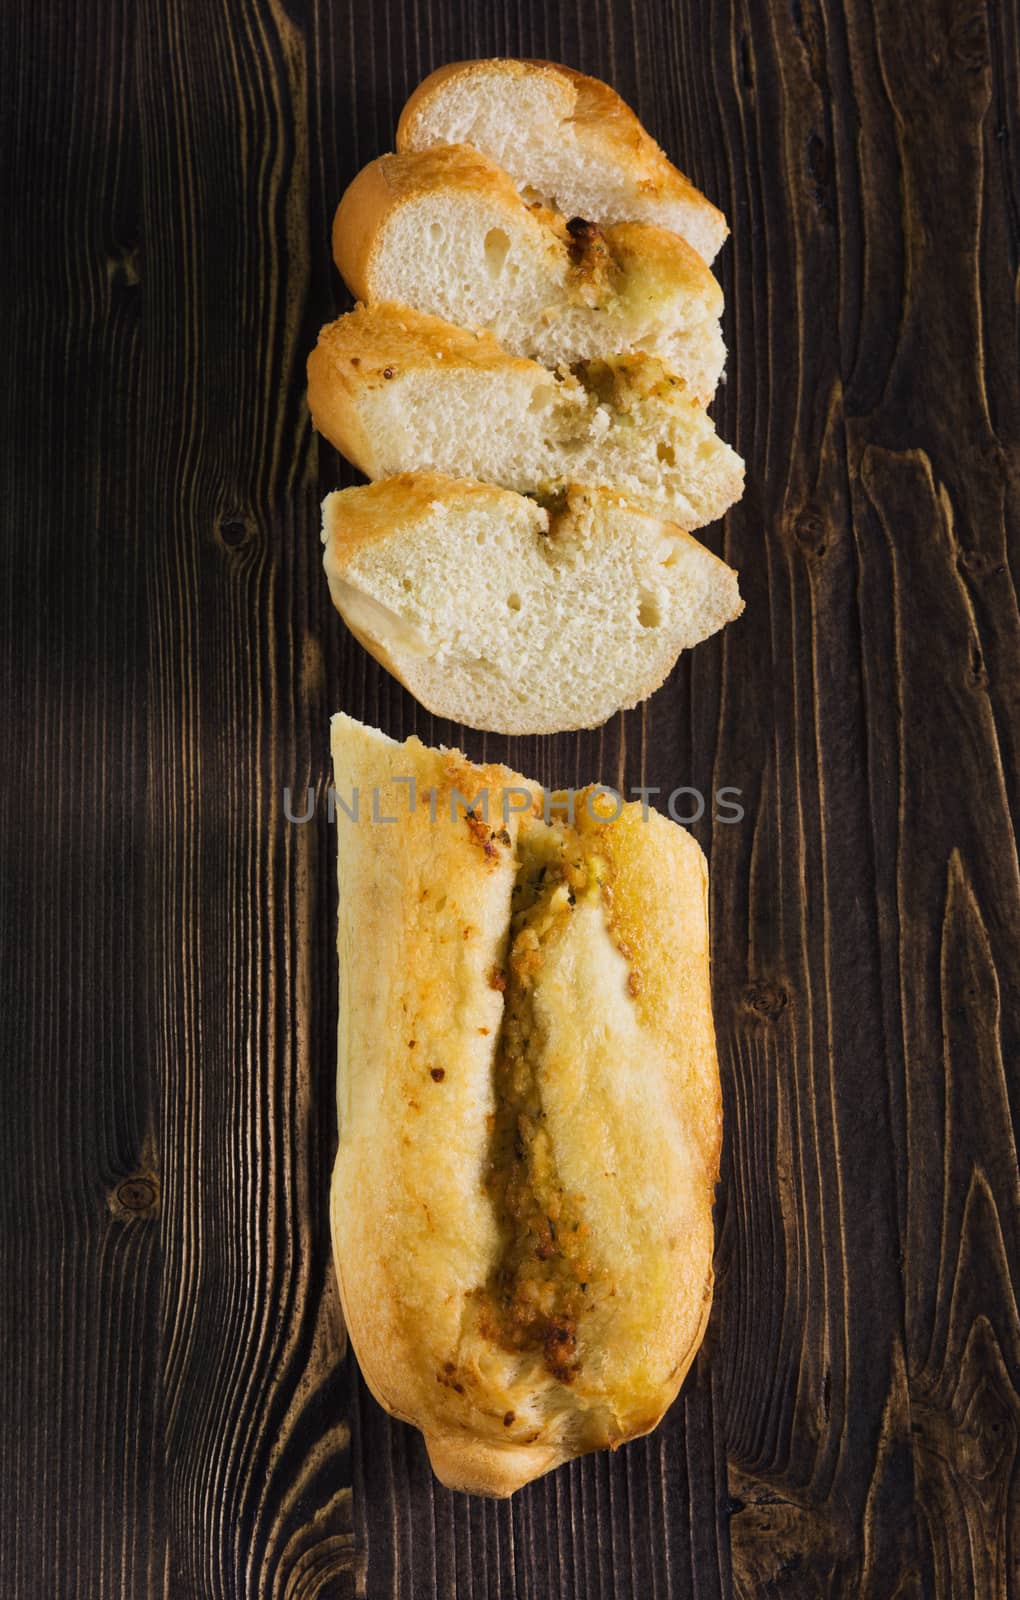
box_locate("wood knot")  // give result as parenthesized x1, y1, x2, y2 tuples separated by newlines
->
(772, 1552, 803, 1584)
(805, 132, 834, 218)
(217, 512, 256, 550)
(109, 1172, 159, 1221)
(960, 1372, 1017, 1471)
(743, 980, 790, 1020)
(788, 510, 828, 556)
(958, 549, 1004, 581)
(107, 243, 140, 287)
(950, 13, 990, 72)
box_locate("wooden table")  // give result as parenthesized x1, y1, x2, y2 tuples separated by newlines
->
(3, 1, 1018, 1594)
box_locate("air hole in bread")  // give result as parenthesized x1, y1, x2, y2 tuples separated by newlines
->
(483, 227, 511, 278)
(507, 592, 522, 612)
(656, 441, 677, 466)
(401, 576, 413, 590)
(429, 221, 445, 243)
(638, 593, 662, 628)
(527, 385, 557, 413)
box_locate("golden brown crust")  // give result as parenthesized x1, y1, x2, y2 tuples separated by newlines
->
(542, 60, 723, 223)
(313, 300, 514, 379)
(573, 796, 723, 1176)
(322, 469, 522, 557)
(330, 717, 541, 1495)
(330, 715, 721, 1493)
(396, 57, 728, 258)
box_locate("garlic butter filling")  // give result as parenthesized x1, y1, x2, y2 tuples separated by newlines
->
(477, 820, 614, 1383)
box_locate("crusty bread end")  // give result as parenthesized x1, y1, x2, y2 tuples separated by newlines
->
(397, 58, 728, 263)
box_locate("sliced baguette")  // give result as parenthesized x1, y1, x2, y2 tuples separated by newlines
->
(307, 304, 743, 532)
(332, 145, 725, 398)
(321, 473, 742, 734)
(397, 58, 728, 265)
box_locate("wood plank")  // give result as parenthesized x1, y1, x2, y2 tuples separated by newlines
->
(0, 1, 168, 1595)
(679, 0, 922, 1591)
(844, 2, 1020, 1594)
(135, 0, 352, 1591)
(845, 7, 1020, 1591)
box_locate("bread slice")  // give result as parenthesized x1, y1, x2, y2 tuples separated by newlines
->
(307, 304, 743, 532)
(332, 145, 725, 398)
(397, 58, 728, 265)
(321, 473, 742, 734)
(330, 711, 721, 1494)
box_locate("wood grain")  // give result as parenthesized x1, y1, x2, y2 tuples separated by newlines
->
(2, 0, 1018, 1594)
(0, 2, 167, 1595)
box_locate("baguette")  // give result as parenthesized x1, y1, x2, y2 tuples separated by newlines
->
(397, 58, 728, 264)
(330, 712, 721, 1495)
(332, 144, 725, 391)
(307, 304, 743, 525)
(320, 473, 742, 734)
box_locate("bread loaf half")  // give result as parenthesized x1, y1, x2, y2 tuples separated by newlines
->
(320, 473, 742, 734)
(307, 304, 743, 529)
(330, 711, 721, 1495)
(397, 58, 728, 264)
(332, 144, 725, 393)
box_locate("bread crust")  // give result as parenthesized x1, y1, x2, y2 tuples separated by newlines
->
(330, 714, 722, 1493)
(396, 58, 728, 263)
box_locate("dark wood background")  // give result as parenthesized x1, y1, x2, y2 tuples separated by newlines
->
(3, 0, 1019, 1594)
